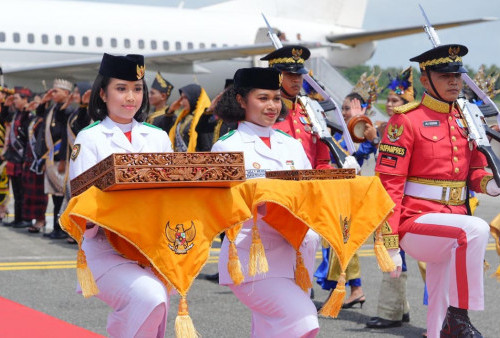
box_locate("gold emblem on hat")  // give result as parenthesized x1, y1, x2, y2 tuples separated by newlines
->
(278, 73, 283, 87)
(136, 65, 145, 79)
(448, 46, 460, 61)
(291, 48, 303, 62)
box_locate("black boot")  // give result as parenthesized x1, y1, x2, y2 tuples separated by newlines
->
(440, 306, 482, 337)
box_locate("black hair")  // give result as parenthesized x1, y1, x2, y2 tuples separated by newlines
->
(88, 74, 149, 122)
(345, 92, 366, 105)
(214, 85, 288, 123)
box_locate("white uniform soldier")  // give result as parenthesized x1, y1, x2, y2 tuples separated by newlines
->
(212, 67, 320, 338)
(69, 53, 173, 338)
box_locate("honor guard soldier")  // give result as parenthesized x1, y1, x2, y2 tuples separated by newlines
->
(375, 44, 500, 338)
(261, 45, 332, 169)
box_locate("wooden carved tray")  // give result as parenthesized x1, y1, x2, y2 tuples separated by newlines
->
(70, 152, 245, 196)
(265, 168, 356, 180)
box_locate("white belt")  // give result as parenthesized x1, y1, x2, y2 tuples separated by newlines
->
(404, 181, 467, 205)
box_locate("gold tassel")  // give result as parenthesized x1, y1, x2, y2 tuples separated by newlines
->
(494, 264, 500, 282)
(175, 296, 199, 338)
(76, 248, 99, 298)
(319, 272, 346, 318)
(228, 241, 244, 285)
(294, 250, 312, 292)
(374, 229, 396, 272)
(248, 218, 268, 276)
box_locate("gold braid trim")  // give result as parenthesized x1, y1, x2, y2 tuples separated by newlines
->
(480, 175, 494, 194)
(268, 57, 305, 66)
(383, 235, 399, 249)
(407, 177, 466, 188)
(421, 94, 452, 114)
(419, 56, 462, 70)
(381, 221, 392, 235)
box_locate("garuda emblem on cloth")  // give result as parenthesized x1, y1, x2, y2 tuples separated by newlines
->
(340, 214, 351, 244)
(165, 221, 196, 254)
(387, 123, 404, 142)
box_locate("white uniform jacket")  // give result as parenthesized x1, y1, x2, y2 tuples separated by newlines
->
(69, 116, 173, 281)
(212, 121, 317, 285)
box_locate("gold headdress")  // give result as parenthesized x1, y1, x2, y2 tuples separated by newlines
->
(352, 70, 382, 114)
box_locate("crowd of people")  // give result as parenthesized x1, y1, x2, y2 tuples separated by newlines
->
(1, 41, 500, 338)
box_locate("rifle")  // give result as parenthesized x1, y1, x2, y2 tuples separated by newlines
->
(261, 14, 357, 169)
(419, 5, 500, 185)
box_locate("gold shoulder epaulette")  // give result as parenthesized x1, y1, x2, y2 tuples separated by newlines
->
(393, 101, 420, 114)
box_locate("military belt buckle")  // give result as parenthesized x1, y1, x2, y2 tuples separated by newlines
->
(449, 186, 462, 205)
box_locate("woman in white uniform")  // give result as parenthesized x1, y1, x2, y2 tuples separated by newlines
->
(68, 53, 173, 338)
(212, 67, 320, 338)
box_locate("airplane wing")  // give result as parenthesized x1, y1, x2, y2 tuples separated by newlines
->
(327, 18, 497, 46)
(3, 43, 292, 80)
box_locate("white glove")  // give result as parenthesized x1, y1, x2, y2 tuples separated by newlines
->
(343, 155, 361, 174)
(486, 179, 500, 196)
(388, 248, 402, 278)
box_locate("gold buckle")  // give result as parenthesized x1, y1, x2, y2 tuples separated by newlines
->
(449, 186, 462, 204)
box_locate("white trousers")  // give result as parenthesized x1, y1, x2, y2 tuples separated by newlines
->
(230, 277, 319, 338)
(400, 213, 489, 338)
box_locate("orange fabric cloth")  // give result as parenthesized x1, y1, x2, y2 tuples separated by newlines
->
(491, 213, 500, 256)
(60, 176, 393, 296)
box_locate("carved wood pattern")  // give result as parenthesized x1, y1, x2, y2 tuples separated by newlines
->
(265, 169, 356, 180)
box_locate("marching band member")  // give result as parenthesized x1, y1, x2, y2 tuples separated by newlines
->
(68, 53, 173, 338)
(376, 44, 499, 338)
(212, 67, 320, 338)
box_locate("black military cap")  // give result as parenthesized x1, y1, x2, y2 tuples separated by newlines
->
(260, 45, 311, 74)
(410, 44, 468, 73)
(233, 67, 282, 90)
(151, 72, 173, 97)
(98, 53, 145, 81)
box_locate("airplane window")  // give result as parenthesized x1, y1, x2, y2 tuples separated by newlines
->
(96, 37, 103, 47)
(151, 40, 157, 50)
(138, 39, 145, 49)
(111, 38, 117, 48)
(211, 43, 217, 48)
(13, 33, 20, 43)
(163, 41, 169, 50)
(27, 33, 35, 43)
(199, 43, 205, 49)
(68, 36, 75, 46)
(42, 34, 49, 44)
(187, 42, 193, 50)
(123, 39, 130, 48)
(55, 35, 62, 45)
(0, 32, 4, 42)
(222, 43, 228, 47)
(175, 41, 181, 50)
(82, 36, 89, 46)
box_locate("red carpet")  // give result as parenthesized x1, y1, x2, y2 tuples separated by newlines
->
(0, 296, 104, 338)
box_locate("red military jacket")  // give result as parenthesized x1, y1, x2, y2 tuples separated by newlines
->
(273, 97, 332, 169)
(375, 93, 492, 242)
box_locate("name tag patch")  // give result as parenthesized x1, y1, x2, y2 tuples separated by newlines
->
(423, 120, 440, 127)
(379, 154, 398, 168)
(246, 169, 267, 179)
(379, 143, 406, 157)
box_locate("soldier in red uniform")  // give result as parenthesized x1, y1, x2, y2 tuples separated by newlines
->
(261, 45, 332, 169)
(376, 44, 500, 338)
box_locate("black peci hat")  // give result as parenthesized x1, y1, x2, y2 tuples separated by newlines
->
(260, 45, 311, 74)
(151, 72, 173, 97)
(233, 67, 282, 90)
(410, 44, 468, 73)
(98, 53, 145, 81)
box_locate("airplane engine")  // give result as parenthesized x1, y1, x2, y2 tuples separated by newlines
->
(325, 41, 376, 68)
